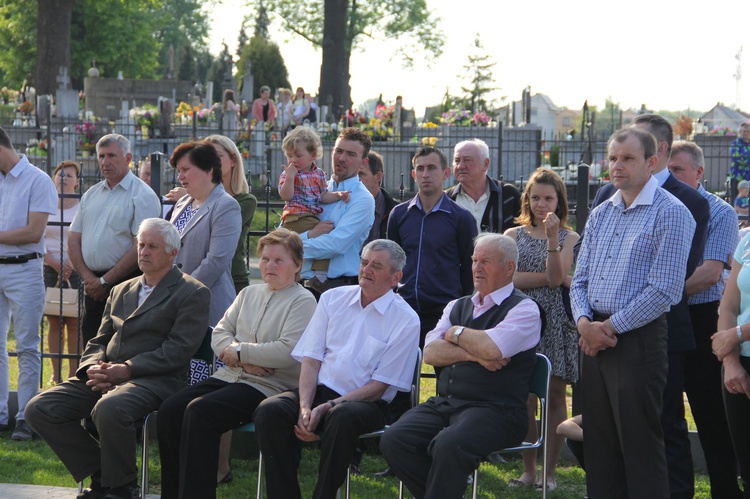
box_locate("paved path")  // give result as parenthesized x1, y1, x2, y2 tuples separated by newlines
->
(0, 483, 160, 498)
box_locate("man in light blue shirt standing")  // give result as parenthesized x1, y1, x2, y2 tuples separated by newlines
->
(0, 126, 57, 441)
(668, 140, 742, 499)
(571, 127, 695, 499)
(300, 128, 375, 297)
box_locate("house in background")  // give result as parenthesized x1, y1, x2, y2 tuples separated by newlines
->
(699, 103, 750, 132)
(555, 108, 580, 140)
(512, 92, 559, 141)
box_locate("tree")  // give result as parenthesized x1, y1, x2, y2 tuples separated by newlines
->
(0, 1, 37, 88)
(205, 44, 233, 103)
(152, 0, 211, 79)
(35, 0, 74, 95)
(236, 36, 291, 101)
(259, 0, 443, 118)
(590, 97, 622, 139)
(0, 0, 213, 90)
(459, 34, 499, 114)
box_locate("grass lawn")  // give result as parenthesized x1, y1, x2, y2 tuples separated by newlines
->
(1, 343, 717, 497)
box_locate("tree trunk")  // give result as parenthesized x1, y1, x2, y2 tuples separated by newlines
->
(35, 0, 75, 95)
(319, 0, 349, 122)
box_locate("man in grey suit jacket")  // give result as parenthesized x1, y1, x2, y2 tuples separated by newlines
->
(26, 218, 210, 499)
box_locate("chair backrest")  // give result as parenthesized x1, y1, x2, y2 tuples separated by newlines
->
(529, 353, 551, 400)
(410, 348, 423, 408)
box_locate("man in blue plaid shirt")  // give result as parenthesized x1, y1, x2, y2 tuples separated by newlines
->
(571, 127, 695, 499)
(668, 140, 742, 499)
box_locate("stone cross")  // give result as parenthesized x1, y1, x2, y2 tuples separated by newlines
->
(56, 66, 71, 90)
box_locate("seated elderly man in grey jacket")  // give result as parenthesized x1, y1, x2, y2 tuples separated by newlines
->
(26, 218, 209, 499)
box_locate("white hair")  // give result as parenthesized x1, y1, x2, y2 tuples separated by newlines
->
(454, 139, 489, 163)
(138, 218, 180, 254)
(474, 232, 518, 266)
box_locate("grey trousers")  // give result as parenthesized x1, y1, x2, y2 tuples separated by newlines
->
(25, 378, 161, 487)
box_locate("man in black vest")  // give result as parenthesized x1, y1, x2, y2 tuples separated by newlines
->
(381, 233, 542, 498)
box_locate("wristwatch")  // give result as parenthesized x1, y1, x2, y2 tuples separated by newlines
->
(453, 326, 465, 345)
(738, 325, 745, 345)
(235, 344, 242, 363)
(99, 276, 110, 289)
(547, 245, 562, 253)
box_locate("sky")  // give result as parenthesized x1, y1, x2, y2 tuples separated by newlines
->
(208, 0, 750, 118)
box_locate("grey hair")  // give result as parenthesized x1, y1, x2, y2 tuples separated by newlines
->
(138, 218, 181, 254)
(362, 239, 407, 273)
(671, 140, 704, 169)
(454, 139, 489, 163)
(97, 133, 131, 156)
(474, 232, 518, 266)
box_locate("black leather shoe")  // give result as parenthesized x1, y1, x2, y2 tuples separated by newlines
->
(77, 487, 108, 499)
(217, 469, 233, 485)
(103, 482, 139, 499)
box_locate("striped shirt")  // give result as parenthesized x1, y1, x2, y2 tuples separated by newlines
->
(279, 164, 327, 218)
(688, 184, 738, 305)
(571, 176, 695, 333)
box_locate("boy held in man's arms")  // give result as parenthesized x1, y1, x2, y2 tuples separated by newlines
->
(278, 127, 349, 271)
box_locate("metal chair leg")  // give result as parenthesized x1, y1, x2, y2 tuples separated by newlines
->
(256, 450, 264, 499)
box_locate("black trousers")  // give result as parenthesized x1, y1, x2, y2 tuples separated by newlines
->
(157, 378, 266, 499)
(582, 315, 669, 499)
(253, 386, 387, 499)
(381, 398, 526, 499)
(684, 302, 742, 498)
(723, 356, 750, 499)
(661, 350, 694, 499)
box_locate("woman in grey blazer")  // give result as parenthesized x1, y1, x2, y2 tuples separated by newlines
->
(169, 142, 241, 326)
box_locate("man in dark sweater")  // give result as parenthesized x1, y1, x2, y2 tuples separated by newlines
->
(381, 233, 542, 498)
(446, 139, 521, 234)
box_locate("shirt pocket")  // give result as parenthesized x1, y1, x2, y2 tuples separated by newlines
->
(353, 334, 388, 376)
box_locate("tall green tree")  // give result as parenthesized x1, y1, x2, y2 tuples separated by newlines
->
(460, 34, 499, 114)
(0, 0, 38, 88)
(258, 0, 443, 118)
(591, 97, 622, 139)
(237, 37, 291, 101)
(0, 0, 212, 91)
(152, 0, 211, 79)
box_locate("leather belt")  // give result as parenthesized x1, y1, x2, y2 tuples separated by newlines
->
(0, 252, 42, 264)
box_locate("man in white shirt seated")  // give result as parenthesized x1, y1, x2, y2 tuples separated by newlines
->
(253, 239, 420, 499)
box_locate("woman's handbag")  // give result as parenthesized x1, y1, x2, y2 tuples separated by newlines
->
(44, 280, 79, 318)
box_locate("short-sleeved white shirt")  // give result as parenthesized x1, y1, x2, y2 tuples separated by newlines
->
(292, 285, 420, 403)
(0, 155, 57, 256)
(70, 171, 160, 271)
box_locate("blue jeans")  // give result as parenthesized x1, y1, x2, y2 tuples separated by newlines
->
(0, 259, 44, 423)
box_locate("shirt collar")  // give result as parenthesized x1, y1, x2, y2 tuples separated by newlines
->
(608, 175, 658, 210)
(409, 192, 450, 214)
(331, 175, 360, 191)
(346, 286, 396, 314)
(6, 154, 30, 178)
(107, 170, 136, 191)
(697, 183, 707, 195)
(652, 167, 670, 186)
(471, 282, 515, 308)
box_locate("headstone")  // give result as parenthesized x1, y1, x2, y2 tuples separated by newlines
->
(240, 67, 253, 103)
(394, 96, 403, 141)
(55, 67, 79, 119)
(37, 95, 50, 126)
(205, 82, 214, 109)
(115, 100, 137, 140)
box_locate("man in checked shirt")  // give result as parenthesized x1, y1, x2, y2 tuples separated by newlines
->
(570, 127, 695, 499)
